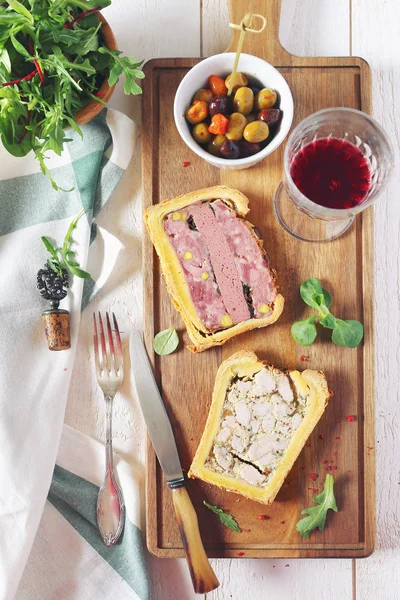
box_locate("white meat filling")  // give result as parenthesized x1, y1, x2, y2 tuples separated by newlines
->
(205, 367, 310, 487)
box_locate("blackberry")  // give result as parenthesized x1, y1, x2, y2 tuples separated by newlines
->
(37, 264, 69, 306)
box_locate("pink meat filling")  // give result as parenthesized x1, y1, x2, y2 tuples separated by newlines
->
(189, 203, 250, 323)
(163, 199, 277, 331)
(164, 213, 227, 331)
(211, 200, 277, 317)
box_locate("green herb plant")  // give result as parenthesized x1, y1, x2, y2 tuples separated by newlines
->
(153, 327, 179, 356)
(203, 501, 241, 533)
(0, 0, 144, 189)
(291, 278, 364, 348)
(41, 208, 90, 279)
(296, 474, 338, 539)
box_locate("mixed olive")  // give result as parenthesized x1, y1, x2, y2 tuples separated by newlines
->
(185, 72, 282, 160)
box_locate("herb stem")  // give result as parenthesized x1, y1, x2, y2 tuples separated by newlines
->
(2, 68, 37, 87)
(18, 109, 31, 144)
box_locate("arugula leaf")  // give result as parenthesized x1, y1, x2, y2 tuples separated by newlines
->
(41, 210, 91, 279)
(296, 475, 338, 539)
(291, 317, 318, 346)
(292, 278, 364, 348)
(99, 47, 144, 95)
(203, 501, 241, 533)
(153, 328, 179, 356)
(331, 319, 364, 348)
(7, 0, 33, 24)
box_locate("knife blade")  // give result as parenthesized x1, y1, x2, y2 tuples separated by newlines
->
(129, 330, 184, 488)
(129, 330, 219, 594)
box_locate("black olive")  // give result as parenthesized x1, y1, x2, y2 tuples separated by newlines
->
(209, 95, 229, 117)
(238, 139, 260, 158)
(220, 139, 240, 159)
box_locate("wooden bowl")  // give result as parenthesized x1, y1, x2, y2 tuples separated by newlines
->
(74, 14, 117, 126)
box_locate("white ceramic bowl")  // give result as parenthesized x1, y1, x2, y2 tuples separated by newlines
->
(174, 53, 294, 170)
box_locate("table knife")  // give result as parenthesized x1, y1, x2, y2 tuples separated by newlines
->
(129, 330, 219, 594)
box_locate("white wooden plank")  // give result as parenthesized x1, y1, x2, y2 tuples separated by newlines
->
(104, 0, 201, 118)
(201, 0, 350, 59)
(280, 0, 350, 56)
(147, 556, 200, 600)
(351, 1, 400, 597)
(208, 559, 352, 600)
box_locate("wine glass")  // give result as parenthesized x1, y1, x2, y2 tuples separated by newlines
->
(273, 108, 394, 242)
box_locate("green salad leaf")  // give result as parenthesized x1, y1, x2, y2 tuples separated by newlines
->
(203, 501, 241, 533)
(296, 474, 338, 539)
(291, 317, 318, 346)
(331, 319, 364, 348)
(0, 0, 144, 190)
(291, 278, 364, 348)
(153, 328, 179, 356)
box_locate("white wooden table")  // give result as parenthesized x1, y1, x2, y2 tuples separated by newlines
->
(64, 1, 400, 598)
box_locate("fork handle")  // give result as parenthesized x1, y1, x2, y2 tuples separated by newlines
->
(97, 395, 126, 546)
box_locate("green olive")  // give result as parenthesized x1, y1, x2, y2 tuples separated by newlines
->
(255, 88, 278, 111)
(192, 88, 213, 103)
(226, 112, 247, 141)
(233, 87, 254, 116)
(207, 134, 227, 156)
(192, 122, 212, 144)
(243, 121, 270, 143)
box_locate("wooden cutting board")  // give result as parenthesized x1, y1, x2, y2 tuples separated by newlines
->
(142, 0, 374, 558)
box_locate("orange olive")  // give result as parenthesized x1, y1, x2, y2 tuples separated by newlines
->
(208, 75, 227, 96)
(185, 100, 209, 125)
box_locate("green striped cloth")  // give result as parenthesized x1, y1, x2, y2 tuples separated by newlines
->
(0, 108, 149, 600)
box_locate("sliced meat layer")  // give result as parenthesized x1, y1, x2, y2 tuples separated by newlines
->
(211, 200, 277, 318)
(164, 198, 277, 332)
(189, 203, 250, 324)
(164, 212, 227, 330)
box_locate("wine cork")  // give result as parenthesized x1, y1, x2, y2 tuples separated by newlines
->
(42, 309, 71, 351)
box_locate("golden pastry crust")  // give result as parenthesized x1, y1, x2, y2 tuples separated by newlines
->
(144, 186, 284, 353)
(188, 350, 331, 504)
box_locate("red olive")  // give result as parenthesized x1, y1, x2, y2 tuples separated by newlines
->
(258, 108, 282, 127)
(220, 139, 240, 159)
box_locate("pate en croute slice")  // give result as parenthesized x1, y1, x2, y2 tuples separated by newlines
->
(144, 186, 284, 352)
(189, 350, 331, 504)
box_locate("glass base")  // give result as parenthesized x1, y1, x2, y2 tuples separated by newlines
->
(273, 183, 355, 242)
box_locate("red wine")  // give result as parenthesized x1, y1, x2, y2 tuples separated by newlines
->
(290, 138, 371, 209)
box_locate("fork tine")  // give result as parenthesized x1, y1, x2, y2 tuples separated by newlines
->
(93, 312, 101, 376)
(106, 312, 116, 372)
(112, 312, 123, 373)
(98, 311, 109, 372)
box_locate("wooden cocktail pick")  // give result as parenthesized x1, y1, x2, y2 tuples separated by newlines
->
(227, 12, 267, 96)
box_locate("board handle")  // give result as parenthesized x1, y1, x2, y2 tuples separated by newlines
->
(226, 0, 291, 64)
(171, 486, 219, 594)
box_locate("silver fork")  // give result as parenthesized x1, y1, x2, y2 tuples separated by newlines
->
(93, 311, 125, 546)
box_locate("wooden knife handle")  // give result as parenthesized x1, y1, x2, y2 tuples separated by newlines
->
(171, 486, 220, 594)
